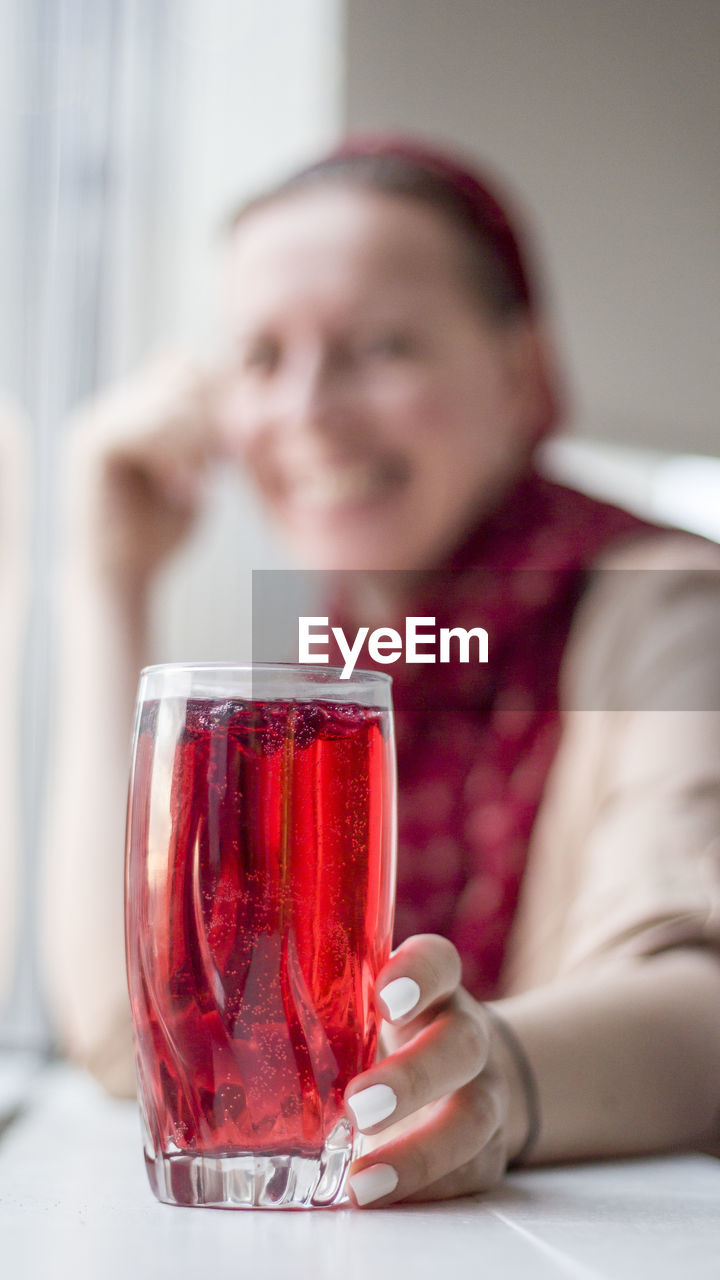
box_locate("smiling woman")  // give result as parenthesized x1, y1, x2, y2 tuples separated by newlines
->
(41, 137, 720, 1207)
(215, 156, 556, 573)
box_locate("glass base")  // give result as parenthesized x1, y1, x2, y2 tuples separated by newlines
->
(145, 1120, 355, 1209)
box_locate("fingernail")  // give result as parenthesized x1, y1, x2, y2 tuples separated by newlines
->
(379, 976, 420, 1022)
(349, 1163, 398, 1207)
(346, 1083, 397, 1131)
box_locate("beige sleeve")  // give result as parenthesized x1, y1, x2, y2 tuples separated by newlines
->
(501, 534, 720, 995)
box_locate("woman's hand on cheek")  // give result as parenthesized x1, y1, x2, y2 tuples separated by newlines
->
(64, 354, 224, 587)
(345, 935, 531, 1207)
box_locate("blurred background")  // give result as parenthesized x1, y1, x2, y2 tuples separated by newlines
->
(0, 0, 718, 1051)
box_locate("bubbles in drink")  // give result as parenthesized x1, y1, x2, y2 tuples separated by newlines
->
(126, 697, 394, 1161)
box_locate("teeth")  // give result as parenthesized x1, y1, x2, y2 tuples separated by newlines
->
(291, 465, 387, 509)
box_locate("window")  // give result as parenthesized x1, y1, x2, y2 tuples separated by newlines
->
(0, 0, 341, 1051)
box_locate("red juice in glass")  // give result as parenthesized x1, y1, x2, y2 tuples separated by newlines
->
(125, 664, 396, 1209)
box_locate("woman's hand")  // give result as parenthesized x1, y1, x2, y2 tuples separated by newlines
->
(345, 935, 533, 1207)
(64, 355, 222, 588)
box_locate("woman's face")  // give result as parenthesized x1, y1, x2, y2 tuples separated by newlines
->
(218, 187, 547, 571)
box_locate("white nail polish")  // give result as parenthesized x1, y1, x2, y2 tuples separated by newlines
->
(379, 976, 420, 1022)
(346, 1083, 397, 1131)
(349, 1163, 399, 1207)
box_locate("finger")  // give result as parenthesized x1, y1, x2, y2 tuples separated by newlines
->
(401, 1129, 507, 1203)
(347, 1079, 502, 1209)
(155, 458, 212, 509)
(346, 1001, 489, 1135)
(105, 448, 208, 515)
(376, 934, 462, 1028)
(73, 355, 220, 464)
(106, 407, 218, 508)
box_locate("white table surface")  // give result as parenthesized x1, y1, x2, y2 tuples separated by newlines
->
(1, 1058, 719, 1280)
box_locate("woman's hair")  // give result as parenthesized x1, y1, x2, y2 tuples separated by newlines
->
(229, 139, 538, 324)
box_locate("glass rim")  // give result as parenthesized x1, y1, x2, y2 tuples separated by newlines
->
(139, 661, 392, 686)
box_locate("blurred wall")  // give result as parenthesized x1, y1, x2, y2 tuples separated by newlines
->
(344, 0, 720, 454)
(144, 0, 341, 362)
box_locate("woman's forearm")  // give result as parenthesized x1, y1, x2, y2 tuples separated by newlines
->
(39, 559, 148, 1095)
(496, 947, 720, 1163)
(38, 366, 223, 1094)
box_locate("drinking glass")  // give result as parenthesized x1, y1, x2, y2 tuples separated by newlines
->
(125, 663, 396, 1209)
